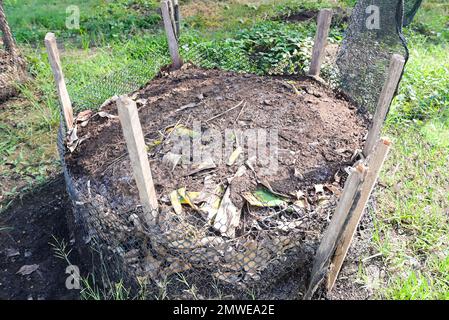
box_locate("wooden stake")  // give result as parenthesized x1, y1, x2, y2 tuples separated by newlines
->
(168, 0, 176, 36)
(44, 33, 74, 130)
(304, 164, 366, 299)
(327, 138, 392, 291)
(117, 96, 159, 226)
(161, 0, 182, 69)
(173, 0, 180, 37)
(364, 54, 405, 156)
(308, 9, 333, 77)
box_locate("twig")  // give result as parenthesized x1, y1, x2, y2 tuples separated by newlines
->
(206, 100, 244, 123)
(100, 153, 127, 175)
(362, 252, 382, 263)
(234, 101, 247, 123)
(164, 117, 183, 141)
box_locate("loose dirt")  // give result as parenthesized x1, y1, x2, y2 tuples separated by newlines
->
(0, 177, 80, 300)
(68, 65, 368, 203)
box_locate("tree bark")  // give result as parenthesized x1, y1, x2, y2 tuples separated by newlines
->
(0, 1, 18, 56)
(0, 1, 26, 75)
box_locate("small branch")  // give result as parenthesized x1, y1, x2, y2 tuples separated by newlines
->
(235, 101, 247, 122)
(206, 100, 245, 123)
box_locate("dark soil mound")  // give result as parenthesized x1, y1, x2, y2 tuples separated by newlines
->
(69, 66, 367, 197)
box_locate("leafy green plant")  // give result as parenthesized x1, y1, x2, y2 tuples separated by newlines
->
(234, 22, 314, 75)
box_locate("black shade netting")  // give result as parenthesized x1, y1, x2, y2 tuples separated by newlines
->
(403, 0, 423, 27)
(336, 0, 421, 115)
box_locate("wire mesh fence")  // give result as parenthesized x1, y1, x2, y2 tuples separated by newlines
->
(56, 0, 422, 299)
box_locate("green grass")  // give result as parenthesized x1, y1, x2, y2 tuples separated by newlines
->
(389, 37, 449, 124)
(181, 0, 349, 36)
(4, 0, 161, 44)
(407, 0, 449, 43)
(374, 0, 449, 299)
(1, 0, 448, 300)
(373, 127, 449, 299)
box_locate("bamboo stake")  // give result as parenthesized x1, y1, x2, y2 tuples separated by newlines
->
(117, 96, 159, 226)
(327, 138, 392, 291)
(308, 9, 333, 77)
(44, 32, 74, 130)
(304, 164, 366, 299)
(364, 54, 405, 156)
(161, 0, 182, 69)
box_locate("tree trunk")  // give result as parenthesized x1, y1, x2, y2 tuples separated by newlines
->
(0, 0, 26, 76)
(0, 0, 18, 57)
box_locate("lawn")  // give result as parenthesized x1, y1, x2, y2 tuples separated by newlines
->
(0, 0, 448, 299)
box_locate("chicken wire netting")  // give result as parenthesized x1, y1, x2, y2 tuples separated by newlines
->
(60, 50, 324, 299)
(57, 0, 421, 299)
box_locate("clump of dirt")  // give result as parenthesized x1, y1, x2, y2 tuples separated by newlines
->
(69, 66, 367, 195)
(63, 65, 369, 297)
(0, 177, 80, 300)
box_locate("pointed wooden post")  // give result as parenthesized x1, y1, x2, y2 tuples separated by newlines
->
(308, 9, 333, 77)
(117, 96, 159, 226)
(161, 0, 182, 69)
(364, 54, 405, 156)
(44, 32, 74, 130)
(327, 138, 392, 291)
(304, 164, 366, 299)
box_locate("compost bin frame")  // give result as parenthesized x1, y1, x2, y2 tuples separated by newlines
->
(45, 2, 406, 299)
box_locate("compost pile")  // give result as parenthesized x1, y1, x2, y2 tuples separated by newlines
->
(65, 65, 369, 298)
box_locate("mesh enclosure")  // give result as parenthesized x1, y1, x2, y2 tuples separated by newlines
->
(336, 0, 422, 115)
(57, 0, 420, 299)
(61, 42, 331, 299)
(336, 0, 407, 114)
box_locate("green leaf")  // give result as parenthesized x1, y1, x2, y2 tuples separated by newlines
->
(242, 188, 288, 207)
